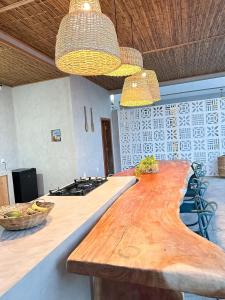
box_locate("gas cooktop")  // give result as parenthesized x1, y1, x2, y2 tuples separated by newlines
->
(48, 177, 108, 196)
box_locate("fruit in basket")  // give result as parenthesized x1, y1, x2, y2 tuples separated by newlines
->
(27, 208, 37, 215)
(31, 202, 48, 213)
(135, 155, 159, 176)
(4, 210, 22, 218)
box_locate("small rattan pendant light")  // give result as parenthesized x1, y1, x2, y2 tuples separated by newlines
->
(120, 71, 154, 107)
(106, 46, 143, 77)
(105, 0, 143, 77)
(55, 0, 121, 76)
(148, 70, 161, 102)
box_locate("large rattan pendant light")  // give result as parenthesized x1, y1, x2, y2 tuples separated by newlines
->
(55, 0, 121, 76)
(120, 71, 154, 107)
(105, 0, 143, 77)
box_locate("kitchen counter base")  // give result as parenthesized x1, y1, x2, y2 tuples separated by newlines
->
(0, 176, 136, 299)
(93, 277, 184, 300)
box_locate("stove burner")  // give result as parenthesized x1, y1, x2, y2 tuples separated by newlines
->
(48, 177, 108, 196)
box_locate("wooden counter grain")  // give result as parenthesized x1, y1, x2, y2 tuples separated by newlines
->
(68, 161, 225, 298)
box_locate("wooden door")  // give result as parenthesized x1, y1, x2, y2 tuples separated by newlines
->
(0, 175, 9, 206)
(101, 118, 114, 176)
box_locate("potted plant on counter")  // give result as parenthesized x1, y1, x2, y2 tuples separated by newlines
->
(135, 155, 159, 176)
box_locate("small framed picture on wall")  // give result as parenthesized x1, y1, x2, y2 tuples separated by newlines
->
(51, 129, 61, 142)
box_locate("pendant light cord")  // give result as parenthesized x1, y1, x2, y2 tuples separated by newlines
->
(130, 14, 134, 48)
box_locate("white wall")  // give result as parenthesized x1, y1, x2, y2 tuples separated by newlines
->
(111, 110, 121, 173)
(70, 76, 111, 177)
(0, 86, 18, 171)
(0, 76, 120, 196)
(12, 78, 76, 194)
(11, 76, 115, 194)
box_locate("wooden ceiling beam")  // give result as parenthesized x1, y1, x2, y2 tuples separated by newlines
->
(0, 0, 35, 13)
(0, 30, 55, 67)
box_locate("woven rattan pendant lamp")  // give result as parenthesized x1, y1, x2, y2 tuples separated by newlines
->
(55, 0, 121, 76)
(105, 1, 143, 77)
(106, 46, 143, 77)
(148, 70, 161, 102)
(120, 71, 154, 107)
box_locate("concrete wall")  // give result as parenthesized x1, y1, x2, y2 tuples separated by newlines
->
(12, 77, 76, 195)
(0, 86, 18, 171)
(70, 76, 111, 177)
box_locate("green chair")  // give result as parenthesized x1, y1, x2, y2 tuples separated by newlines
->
(183, 178, 209, 202)
(191, 161, 206, 178)
(187, 201, 217, 240)
(180, 194, 207, 214)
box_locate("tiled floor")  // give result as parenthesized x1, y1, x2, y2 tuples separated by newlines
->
(181, 177, 225, 300)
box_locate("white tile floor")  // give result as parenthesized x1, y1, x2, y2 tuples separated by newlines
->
(182, 177, 225, 300)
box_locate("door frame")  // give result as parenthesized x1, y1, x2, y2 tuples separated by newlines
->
(101, 118, 114, 176)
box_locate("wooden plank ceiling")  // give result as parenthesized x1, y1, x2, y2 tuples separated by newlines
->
(0, 42, 64, 86)
(0, 0, 225, 89)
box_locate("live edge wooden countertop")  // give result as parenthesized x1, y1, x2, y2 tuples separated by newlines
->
(68, 161, 225, 298)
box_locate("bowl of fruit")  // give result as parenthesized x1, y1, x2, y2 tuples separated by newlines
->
(135, 155, 159, 176)
(0, 201, 54, 231)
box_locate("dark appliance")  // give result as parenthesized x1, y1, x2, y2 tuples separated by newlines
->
(12, 168, 38, 203)
(48, 177, 107, 196)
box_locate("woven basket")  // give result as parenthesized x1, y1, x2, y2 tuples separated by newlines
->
(218, 155, 225, 177)
(0, 202, 54, 231)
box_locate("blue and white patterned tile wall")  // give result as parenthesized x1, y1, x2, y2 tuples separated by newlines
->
(119, 98, 225, 175)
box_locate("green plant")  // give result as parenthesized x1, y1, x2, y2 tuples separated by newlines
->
(135, 155, 158, 176)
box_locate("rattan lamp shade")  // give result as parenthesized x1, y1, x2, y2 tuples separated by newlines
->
(147, 70, 161, 102)
(55, 0, 121, 76)
(120, 71, 153, 107)
(69, 0, 101, 12)
(106, 47, 143, 77)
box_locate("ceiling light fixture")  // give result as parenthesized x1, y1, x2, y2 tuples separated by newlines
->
(55, 0, 121, 76)
(147, 70, 161, 103)
(69, 0, 100, 12)
(110, 94, 115, 104)
(106, 47, 143, 77)
(82, 2, 91, 10)
(105, 1, 143, 77)
(120, 71, 154, 107)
